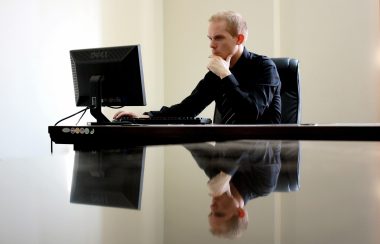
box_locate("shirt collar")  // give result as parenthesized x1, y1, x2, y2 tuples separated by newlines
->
(231, 47, 249, 71)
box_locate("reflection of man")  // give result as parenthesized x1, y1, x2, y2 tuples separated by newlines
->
(207, 171, 247, 239)
(184, 141, 281, 239)
(114, 11, 281, 124)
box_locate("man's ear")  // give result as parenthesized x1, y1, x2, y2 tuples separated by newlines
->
(236, 34, 245, 45)
(237, 208, 246, 218)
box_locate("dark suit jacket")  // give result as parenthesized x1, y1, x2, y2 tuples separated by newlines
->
(145, 48, 281, 124)
(184, 141, 281, 204)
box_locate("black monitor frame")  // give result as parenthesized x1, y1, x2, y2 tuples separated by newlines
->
(70, 45, 146, 123)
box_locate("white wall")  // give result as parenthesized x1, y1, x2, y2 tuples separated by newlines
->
(0, 0, 103, 158)
(280, 0, 379, 123)
(0, 0, 165, 243)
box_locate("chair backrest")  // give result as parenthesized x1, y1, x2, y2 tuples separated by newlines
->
(271, 58, 301, 124)
(275, 141, 301, 192)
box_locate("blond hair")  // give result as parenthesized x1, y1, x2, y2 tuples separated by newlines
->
(210, 209, 249, 239)
(209, 11, 248, 39)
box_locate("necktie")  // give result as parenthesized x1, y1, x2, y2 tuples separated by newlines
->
(219, 93, 236, 124)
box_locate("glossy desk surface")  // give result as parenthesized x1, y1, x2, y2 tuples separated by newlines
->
(2, 125, 380, 243)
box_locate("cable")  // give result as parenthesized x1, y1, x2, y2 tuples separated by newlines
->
(75, 108, 88, 125)
(51, 107, 89, 154)
(54, 107, 89, 126)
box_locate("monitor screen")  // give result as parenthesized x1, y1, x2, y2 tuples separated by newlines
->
(70, 45, 146, 122)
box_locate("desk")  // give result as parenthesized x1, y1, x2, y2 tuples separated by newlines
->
(1, 125, 379, 243)
(49, 124, 380, 147)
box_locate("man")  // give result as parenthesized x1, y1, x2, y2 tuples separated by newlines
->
(114, 11, 281, 124)
(184, 140, 281, 238)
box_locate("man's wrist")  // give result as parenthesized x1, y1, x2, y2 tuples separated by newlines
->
(219, 71, 231, 79)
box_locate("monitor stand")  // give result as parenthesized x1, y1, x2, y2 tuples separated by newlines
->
(89, 75, 110, 123)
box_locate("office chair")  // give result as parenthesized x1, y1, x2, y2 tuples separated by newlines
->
(271, 58, 301, 192)
(271, 58, 301, 124)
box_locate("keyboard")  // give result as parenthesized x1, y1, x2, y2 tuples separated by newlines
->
(93, 117, 212, 125)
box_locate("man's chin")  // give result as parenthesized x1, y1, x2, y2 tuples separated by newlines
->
(213, 53, 227, 59)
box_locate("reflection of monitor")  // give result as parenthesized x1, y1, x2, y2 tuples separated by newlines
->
(70, 147, 146, 210)
(70, 45, 146, 123)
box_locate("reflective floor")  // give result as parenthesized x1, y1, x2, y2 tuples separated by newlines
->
(0, 140, 379, 244)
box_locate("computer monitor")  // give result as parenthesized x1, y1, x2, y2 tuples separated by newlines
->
(70, 45, 146, 123)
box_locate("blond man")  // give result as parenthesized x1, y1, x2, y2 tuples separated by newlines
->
(115, 11, 281, 124)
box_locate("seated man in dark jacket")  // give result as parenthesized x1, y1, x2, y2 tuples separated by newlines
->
(114, 11, 281, 124)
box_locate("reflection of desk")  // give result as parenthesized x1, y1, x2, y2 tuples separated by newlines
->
(49, 124, 380, 147)
(2, 126, 379, 243)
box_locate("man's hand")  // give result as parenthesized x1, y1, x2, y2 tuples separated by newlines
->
(113, 111, 148, 120)
(207, 55, 232, 79)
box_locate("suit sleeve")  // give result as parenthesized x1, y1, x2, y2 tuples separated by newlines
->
(144, 72, 219, 117)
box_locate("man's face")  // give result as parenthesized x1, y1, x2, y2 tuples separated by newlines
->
(208, 192, 239, 230)
(208, 20, 239, 60)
